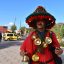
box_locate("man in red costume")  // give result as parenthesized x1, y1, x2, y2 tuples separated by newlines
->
(20, 6, 63, 64)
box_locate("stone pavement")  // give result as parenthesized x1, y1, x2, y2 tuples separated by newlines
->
(0, 45, 21, 64)
(0, 45, 64, 64)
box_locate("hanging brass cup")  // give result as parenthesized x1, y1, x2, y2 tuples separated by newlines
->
(45, 37, 52, 44)
(32, 54, 39, 62)
(23, 55, 29, 62)
(34, 38, 41, 45)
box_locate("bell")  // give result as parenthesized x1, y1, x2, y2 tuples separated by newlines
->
(43, 43, 48, 48)
(42, 42, 45, 44)
(34, 38, 41, 45)
(45, 37, 52, 44)
(32, 54, 39, 62)
(23, 55, 29, 62)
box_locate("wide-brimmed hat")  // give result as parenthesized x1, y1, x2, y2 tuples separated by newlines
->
(26, 6, 56, 29)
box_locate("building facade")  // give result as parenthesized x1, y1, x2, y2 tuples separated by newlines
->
(0, 26, 8, 33)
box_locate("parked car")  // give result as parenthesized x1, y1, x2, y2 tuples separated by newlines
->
(3, 33, 18, 41)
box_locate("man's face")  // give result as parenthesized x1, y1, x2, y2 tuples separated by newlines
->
(36, 20, 45, 29)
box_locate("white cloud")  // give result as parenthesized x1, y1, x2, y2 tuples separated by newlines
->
(4, 22, 14, 26)
(8, 22, 14, 26)
(4, 22, 14, 29)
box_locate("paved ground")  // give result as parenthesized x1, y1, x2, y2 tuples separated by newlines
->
(0, 45, 21, 64)
(0, 41, 64, 64)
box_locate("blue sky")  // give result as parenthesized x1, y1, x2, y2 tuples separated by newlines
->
(0, 0, 64, 29)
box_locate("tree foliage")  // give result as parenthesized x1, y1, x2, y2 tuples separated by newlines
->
(19, 27, 26, 34)
(61, 24, 64, 37)
(51, 23, 64, 41)
(11, 24, 17, 32)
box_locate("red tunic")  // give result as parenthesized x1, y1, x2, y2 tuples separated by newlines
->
(20, 31, 60, 64)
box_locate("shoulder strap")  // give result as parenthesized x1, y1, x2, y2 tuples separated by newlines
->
(49, 31, 55, 51)
(50, 31, 53, 38)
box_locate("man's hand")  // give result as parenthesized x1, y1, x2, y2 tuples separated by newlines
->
(55, 47, 63, 55)
(20, 50, 27, 56)
(20, 51, 29, 62)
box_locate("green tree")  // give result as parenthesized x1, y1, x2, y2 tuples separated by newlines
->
(20, 26, 26, 34)
(26, 28, 31, 33)
(20, 27, 26, 31)
(11, 24, 17, 32)
(61, 24, 64, 37)
(52, 24, 60, 35)
(51, 24, 61, 40)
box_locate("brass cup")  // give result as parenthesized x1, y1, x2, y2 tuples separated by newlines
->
(45, 37, 52, 44)
(32, 54, 39, 62)
(34, 38, 41, 45)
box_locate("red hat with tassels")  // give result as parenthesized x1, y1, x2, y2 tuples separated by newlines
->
(26, 6, 56, 29)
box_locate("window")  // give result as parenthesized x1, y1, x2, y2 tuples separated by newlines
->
(7, 34, 13, 36)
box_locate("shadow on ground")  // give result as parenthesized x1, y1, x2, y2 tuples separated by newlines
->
(0, 41, 23, 49)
